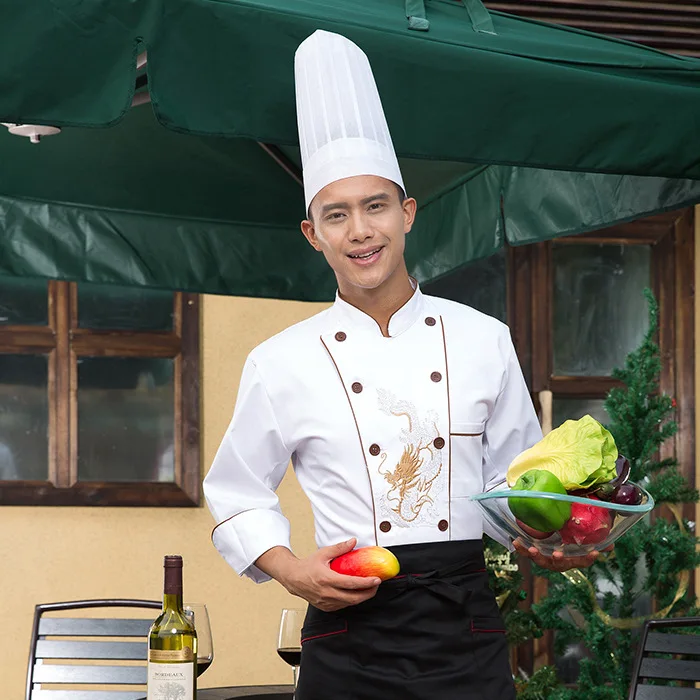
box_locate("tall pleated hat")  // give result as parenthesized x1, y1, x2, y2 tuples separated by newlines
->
(294, 30, 405, 211)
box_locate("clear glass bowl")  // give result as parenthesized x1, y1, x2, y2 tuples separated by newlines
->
(470, 479, 654, 557)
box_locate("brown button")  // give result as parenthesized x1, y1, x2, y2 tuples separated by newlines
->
(431, 371, 442, 383)
(335, 331, 347, 342)
(351, 382, 363, 394)
(369, 444, 381, 456)
(438, 519, 449, 531)
(433, 437, 445, 450)
(425, 316, 436, 326)
(379, 521, 392, 533)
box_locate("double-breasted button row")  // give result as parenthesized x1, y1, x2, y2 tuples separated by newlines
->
(424, 318, 444, 384)
(370, 439, 445, 455)
(351, 372, 442, 393)
(339, 318, 437, 334)
(378, 519, 448, 534)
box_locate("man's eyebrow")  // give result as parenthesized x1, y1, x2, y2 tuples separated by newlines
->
(320, 201, 349, 216)
(319, 192, 391, 216)
(360, 193, 391, 206)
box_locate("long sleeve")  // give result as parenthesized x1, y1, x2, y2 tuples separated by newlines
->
(203, 356, 293, 583)
(481, 328, 542, 548)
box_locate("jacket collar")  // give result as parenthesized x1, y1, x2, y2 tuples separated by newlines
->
(330, 278, 424, 338)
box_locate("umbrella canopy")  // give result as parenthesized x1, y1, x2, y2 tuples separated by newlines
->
(2, 0, 700, 299)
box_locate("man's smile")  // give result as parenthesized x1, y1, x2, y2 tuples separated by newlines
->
(348, 246, 384, 264)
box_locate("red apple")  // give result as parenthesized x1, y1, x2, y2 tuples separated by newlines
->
(330, 546, 400, 581)
(516, 518, 554, 540)
(558, 496, 614, 546)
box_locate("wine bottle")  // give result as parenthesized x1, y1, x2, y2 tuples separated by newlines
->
(147, 555, 197, 700)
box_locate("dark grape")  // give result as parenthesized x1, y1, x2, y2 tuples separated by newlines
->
(614, 455, 631, 485)
(611, 483, 643, 506)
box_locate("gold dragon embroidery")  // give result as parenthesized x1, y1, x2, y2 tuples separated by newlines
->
(379, 442, 442, 522)
(377, 389, 443, 523)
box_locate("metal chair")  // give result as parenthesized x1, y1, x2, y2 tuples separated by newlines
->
(25, 598, 161, 700)
(628, 616, 700, 699)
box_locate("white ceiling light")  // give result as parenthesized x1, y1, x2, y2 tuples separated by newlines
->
(1, 123, 61, 143)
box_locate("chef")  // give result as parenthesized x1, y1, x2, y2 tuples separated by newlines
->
(204, 29, 602, 699)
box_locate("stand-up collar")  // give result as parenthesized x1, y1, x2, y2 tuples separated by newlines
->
(330, 279, 424, 338)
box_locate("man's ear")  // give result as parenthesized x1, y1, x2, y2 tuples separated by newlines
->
(300, 219, 323, 251)
(402, 197, 418, 234)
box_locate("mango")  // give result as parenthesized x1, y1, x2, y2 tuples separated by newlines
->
(330, 546, 400, 581)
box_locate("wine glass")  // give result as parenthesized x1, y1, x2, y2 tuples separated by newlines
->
(277, 608, 304, 688)
(184, 603, 214, 677)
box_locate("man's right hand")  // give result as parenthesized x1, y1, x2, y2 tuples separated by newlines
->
(255, 538, 382, 612)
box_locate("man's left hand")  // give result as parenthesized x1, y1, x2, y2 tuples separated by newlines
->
(513, 537, 613, 571)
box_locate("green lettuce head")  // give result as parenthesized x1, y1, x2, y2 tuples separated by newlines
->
(507, 415, 618, 491)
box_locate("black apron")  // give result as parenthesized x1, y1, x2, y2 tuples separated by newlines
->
(296, 540, 515, 700)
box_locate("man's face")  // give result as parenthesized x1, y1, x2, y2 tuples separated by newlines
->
(300, 175, 417, 293)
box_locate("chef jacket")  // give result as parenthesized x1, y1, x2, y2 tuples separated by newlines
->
(204, 284, 542, 583)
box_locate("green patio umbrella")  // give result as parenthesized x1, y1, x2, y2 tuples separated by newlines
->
(1, 0, 699, 300)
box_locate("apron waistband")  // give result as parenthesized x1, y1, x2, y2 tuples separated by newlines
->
(379, 540, 487, 605)
(386, 538, 486, 574)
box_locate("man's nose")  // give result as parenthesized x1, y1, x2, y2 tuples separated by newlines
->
(348, 213, 372, 242)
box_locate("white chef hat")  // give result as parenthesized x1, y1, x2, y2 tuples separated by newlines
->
(294, 30, 405, 212)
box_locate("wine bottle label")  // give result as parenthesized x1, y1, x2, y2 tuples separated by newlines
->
(147, 661, 194, 700)
(149, 647, 195, 662)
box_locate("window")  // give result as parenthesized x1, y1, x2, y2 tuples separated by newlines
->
(426, 208, 695, 679)
(0, 280, 200, 506)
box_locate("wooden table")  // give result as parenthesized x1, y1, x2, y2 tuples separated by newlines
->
(198, 687, 293, 699)
(137, 686, 294, 699)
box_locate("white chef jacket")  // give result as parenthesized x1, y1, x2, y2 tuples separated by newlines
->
(204, 284, 542, 583)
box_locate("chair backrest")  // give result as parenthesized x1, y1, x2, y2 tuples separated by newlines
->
(26, 599, 162, 700)
(629, 617, 700, 699)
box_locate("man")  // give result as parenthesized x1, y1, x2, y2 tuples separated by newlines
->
(204, 29, 602, 699)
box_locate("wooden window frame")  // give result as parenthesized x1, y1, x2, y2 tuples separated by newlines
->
(507, 208, 695, 674)
(0, 282, 200, 507)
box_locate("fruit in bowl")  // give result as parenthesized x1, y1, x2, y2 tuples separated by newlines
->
(508, 469, 571, 532)
(558, 496, 614, 545)
(471, 416, 655, 556)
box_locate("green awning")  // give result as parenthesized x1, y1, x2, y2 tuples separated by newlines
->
(2, 0, 700, 299)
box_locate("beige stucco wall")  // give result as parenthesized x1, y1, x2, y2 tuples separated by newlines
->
(2, 294, 329, 698)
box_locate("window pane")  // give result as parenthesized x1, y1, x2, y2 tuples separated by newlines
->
(0, 354, 49, 480)
(552, 398, 608, 429)
(423, 250, 507, 323)
(0, 278, 48, 326)
(553, 244, 650, 376)
(77, 283, 174, 331)
(77, 357, 175, 482)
